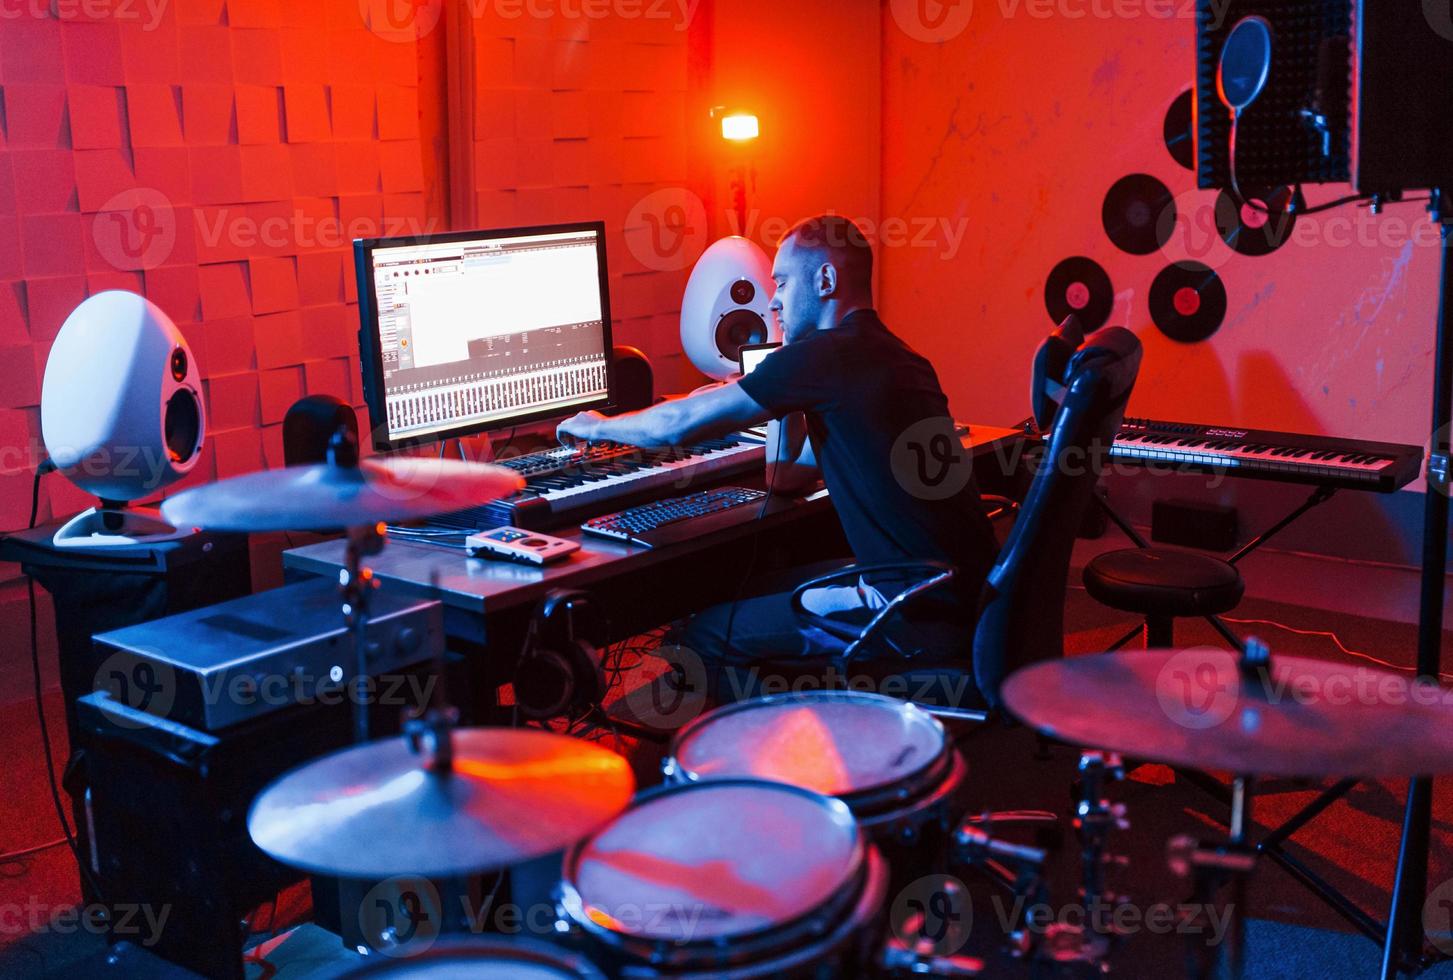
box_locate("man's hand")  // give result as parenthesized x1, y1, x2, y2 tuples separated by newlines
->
(557, 410, 609, 446)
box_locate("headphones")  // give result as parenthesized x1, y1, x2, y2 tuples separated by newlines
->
(513, 589, 606, 722)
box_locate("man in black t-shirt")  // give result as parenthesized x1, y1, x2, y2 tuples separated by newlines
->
(557, 215, 998, 702)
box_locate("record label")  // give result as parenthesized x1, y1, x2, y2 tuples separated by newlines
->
(1045, 256, 1113, 331)
(1215, 186, 1297, 257)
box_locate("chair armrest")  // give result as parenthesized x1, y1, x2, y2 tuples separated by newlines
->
(790, 560, 957, 662)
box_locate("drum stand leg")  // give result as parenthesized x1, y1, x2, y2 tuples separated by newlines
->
(342, 523, 384, 744)
(1171, 776, 1257, 980)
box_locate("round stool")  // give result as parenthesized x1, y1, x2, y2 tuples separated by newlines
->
(1082, 547, 1244, 647)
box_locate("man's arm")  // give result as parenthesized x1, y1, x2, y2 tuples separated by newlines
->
(557, 381, 771, 448)
(765, 413, 819, 494)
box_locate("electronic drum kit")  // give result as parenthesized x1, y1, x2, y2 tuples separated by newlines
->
(160, 440, 1453, 978)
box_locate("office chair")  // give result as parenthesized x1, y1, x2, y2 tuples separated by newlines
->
(789, 320, 1143, 715)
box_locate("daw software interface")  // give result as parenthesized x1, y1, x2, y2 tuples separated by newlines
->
(363, 225, 612, 446)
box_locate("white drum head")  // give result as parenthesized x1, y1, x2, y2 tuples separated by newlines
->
(567, 781, 862, 943)
(673, 692, 947, 799)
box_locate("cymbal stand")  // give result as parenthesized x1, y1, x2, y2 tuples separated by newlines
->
(342, 521, 384, 744)
(1168, 776, 1257, 980)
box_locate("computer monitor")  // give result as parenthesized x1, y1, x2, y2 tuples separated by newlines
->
(355, 222, 614, 452)
(738, 341, 781, 376)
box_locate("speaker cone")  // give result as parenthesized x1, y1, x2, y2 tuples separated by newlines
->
(164, 388, 202, 464)
(715, 310, 767, 360)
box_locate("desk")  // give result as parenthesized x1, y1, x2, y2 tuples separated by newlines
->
(282, 425, 1027, 670)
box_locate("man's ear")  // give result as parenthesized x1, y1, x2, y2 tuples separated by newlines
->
(817, 262, 838, 298)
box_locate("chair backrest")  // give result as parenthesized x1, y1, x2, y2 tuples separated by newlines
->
(1030, 314, 1086, 431)
(971, 324, 1141, 706)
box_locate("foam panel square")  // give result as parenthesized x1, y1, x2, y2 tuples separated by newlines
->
(190, 146, 247, 206)
(551, 41, 589, 90)
(302, 303, 357, 361)
(119, 20, 181, 85)
(0, 283, 24, 347)
(379, 141, 426, 193)
(87, 270, 145, 296)
(179, 26, 235, 85)
(20, 214, 86, 279)
(5, 86, 68, 148)
(376, 85, 420, 141)
(258, 366, 303, 424)
(331, 85, 377, 140)
(73, 149, 137, 212)
(127, 85, 186, 147)
(279, 28, 331, 85)
(304, 357, 352, 401)
(0, 344, 40, 409)
(207, 372, 263, 431)
(10, 150, 78, 216)
(230, 0, 285, 32)
(249, 256, 300, 315)
(233, 31, 285, 85)
(290, 143, 341, 197)
(552, 92, 590, 139)
(145, 265, 203, 322)
(240, 144, 296, 202)
(199, 262, 253, 321)
(0, 18, 64, 86)
(212, 426, 264, 479)
(133, 147, 194, 203)
(202, 315, 257, 375)
(23, 277, 87, 343)
(235, 85, 283, 144)
(297, 250, 345, 306)
(255, 310, 305, 369)
(182, 84, 236, 145)
(62, 23, 126, 85)
(284, 84, 331, 142)
(514, 90, 552, 141)
(334, 141, 382, 195)
(474, 37, 515, 89)
(66, 86, 123, 150)
(475, 89, 515, 140)
(552, 140, 591, 187)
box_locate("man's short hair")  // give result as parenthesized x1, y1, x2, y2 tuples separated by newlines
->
(780, 214, 874, 288)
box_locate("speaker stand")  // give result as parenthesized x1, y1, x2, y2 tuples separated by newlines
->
(51, 504, 189, 549)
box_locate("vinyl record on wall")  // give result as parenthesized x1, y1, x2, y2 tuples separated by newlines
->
(1163, 89, 1196, 171)
(1214, 185, 1297, 257)
(1044, 256, 1113, 331)
(1102, 174, 1176, 256)
(1149, 261, 1227, 343)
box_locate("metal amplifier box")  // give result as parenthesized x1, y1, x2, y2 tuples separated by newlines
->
(92, 578, 444, 731)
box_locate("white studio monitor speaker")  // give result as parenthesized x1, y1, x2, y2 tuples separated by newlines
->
(41, 291, 207, 548)
(681, 236, 781, 381)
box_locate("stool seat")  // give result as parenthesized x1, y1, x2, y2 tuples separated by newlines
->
(1083, 547, 1244, 618)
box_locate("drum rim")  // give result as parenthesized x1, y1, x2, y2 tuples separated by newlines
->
(665, 690, 955, 814)
(559, 778, 868, 965)
(339, 936, 607, 978)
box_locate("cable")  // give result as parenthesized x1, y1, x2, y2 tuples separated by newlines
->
(721, 420, 790, 656)
(0, 837, 67, 862)
(1220, 614, 1453, 684)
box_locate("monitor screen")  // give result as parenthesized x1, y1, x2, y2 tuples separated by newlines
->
(355, 222, 613, 451)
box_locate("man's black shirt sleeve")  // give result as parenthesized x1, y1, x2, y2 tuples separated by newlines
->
(737, 334, 840, 417)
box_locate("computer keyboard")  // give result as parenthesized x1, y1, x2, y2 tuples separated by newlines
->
(581, 487, 768, 549)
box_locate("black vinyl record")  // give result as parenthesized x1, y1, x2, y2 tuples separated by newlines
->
(1163, 89, 1195, 171)
(1150, 261, 1227, 343)
(1102, 174, 1176, 256)
(1214, 185, 1297, 257)
(1045, 256, 1113, 331)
